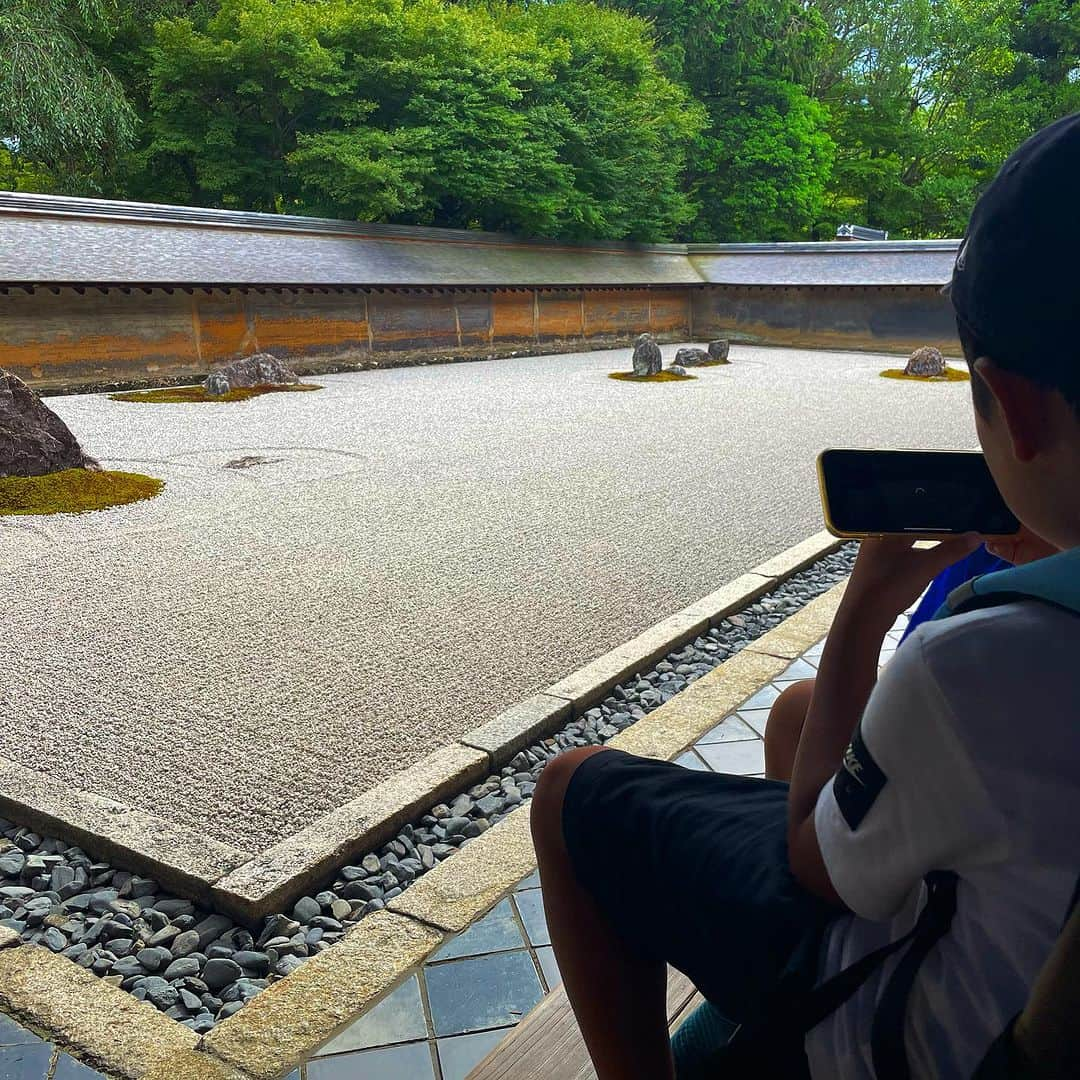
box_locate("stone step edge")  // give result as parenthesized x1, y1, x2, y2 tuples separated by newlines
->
(210, 530, 841, 923)
(0, 575, 846, 1080)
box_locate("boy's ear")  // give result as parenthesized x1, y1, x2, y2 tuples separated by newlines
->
(974, 358, 1047, 463)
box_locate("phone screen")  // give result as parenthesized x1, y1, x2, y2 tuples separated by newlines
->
(819, 449, 1019, 536)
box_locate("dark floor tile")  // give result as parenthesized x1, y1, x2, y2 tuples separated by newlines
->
(0, 1016, 38, 1048)
(674, 750, 708, 771)
(740, 685, 781, 711)
(429, 900, 524, 963)
(425, 950, 543, 1037)
(0, 1042, 52, 1080)
(53, 1057, 107, 1080)
(513, 889, 550, 947)
(693, 739, 765, 776)
(315, 975, 427, 1056)
(515, 870, 540, 891)
(694, 716, 756, 745)
(535, 946, 562, 991)
(436, 1030, 509, 1080)
(736, 708, 771, 736)
(307, 1040, 434, 1080)
(778, 658, 817, 682)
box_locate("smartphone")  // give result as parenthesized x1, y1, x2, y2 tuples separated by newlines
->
(817, 448, 1020, 539)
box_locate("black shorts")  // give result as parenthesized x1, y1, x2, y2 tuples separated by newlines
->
(561, 749, 836, 1025)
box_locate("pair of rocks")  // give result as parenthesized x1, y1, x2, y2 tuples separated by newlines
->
(0, 369, 96, 478)
(675, 340, 730, 367)
(203, 353, 299, 396)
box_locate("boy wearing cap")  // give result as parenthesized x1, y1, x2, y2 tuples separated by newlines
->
(530, 113, 1080, 1078)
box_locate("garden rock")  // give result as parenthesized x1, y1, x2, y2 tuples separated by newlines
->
(904, 346, 946, 377)
(631, 334, 662, 376)
(674, 347, 710, 367)
(0, 369, 97, 478)
(203, 353, 298, 396)
(708, 339, 730, 362)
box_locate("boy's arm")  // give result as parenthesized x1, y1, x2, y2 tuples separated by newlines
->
(786, 535, 980, 905)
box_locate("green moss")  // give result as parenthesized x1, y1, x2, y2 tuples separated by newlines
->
(608, 370, 697, 383)
(110, 383, 323, 404)
(880, 368, 970, 383)
(0, 469, 164, 517)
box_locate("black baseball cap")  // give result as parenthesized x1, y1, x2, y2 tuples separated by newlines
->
(948, 112, 1080, 372)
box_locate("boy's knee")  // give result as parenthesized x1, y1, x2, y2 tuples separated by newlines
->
(763, 679, 815, 753)
(531, 746, 608, 840)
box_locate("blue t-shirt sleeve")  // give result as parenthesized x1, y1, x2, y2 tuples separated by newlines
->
(900, 546, 1011, 642)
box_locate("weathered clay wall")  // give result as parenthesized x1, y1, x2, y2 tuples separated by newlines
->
(0, 285, 691, 391)
(692, 284, 959, 356)
(0, 282, 955, 392)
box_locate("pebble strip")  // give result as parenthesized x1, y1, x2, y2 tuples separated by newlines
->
(0, 545, 855, 1032)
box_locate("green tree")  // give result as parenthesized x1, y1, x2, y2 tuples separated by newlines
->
(0, 0, 136, 189)
(606, 0, 835, 240)
(132, 0, 702, 240)
(812, 0, 1080, 237)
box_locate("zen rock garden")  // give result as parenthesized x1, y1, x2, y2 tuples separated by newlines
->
(0, 368, 161, 515)
(0, 548, 856, 1033)
(610, 334, 731, 382)
(0, 350, 324, 513)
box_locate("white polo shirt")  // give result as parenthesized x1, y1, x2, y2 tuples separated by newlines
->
(805, 599, 1080, 1079)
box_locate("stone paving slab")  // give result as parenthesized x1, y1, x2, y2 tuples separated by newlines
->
(0, 345, 973, 864)
(0, 946, 197, 1078)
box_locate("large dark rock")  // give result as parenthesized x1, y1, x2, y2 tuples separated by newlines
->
(674, 347, 710, 367)
(708, 340, 730, 363)
(203, 353, 299, 396)
(631, 334, 662, 376)
(0, 369, 97, 478)
(904, 346, 946, 377)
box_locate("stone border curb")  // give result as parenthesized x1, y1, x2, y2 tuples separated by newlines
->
(140, 1049, 255, 1080)
(748, 530, 842, 579)
(388, 804, 537, 933)
(210, 745, 489, 925)
(0, 943, 198, 1078)
(0, 756, 252, 902)
(200, 911, 442, 1080)
(744, 579, 847, 660)
(460, 694, 573, 766)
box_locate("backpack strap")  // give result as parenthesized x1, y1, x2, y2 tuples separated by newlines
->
(936, 547, 1080, 621)
(871, 872, 959, 1080)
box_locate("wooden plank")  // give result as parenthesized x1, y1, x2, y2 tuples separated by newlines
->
(669, 990, 706, 1035)
(468, 967, 697, 1080)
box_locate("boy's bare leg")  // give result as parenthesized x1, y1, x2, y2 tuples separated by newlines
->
(764, 679, 816, 781)
(531, 747, 675, 1080)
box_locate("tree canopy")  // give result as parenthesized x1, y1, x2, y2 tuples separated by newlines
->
(2, 0, 1077, 241)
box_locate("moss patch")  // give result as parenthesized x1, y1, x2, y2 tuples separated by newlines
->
(880, 368, 970, 383)
(608, 371, 697, 383)
(110, 383, 323, 404)
(0, 469, 163, 516)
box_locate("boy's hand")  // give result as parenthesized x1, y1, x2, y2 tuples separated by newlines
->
(844, 534, 982, 620)
(982, 525, 1059, 566)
